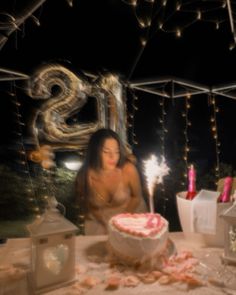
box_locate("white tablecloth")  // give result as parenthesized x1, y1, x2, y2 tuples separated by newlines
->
(1, 233, 236, 295)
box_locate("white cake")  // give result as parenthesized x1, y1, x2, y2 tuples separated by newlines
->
(108, 213, 169, 265)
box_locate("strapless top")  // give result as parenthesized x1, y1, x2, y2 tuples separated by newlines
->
(88, 173, 131, 209)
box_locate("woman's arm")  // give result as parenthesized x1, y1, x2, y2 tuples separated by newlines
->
(88, 204, 107, 227)
(123, 162, 145, 212)
(86, 170, 107, 227)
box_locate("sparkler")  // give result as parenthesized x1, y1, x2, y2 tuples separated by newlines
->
(143, 154, 170, 213)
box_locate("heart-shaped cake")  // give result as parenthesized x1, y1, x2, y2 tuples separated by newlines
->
(108, 213, 169, 264)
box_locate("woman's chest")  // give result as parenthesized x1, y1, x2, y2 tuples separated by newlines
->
(89, 170, 130, 205)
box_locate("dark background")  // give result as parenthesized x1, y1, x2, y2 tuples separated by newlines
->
(0, 0, 236, 230)
(0, 0, 236, 162)
(0, 0, 235, 81)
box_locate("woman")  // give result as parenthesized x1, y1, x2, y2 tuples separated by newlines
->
(75, 128, 147, 235)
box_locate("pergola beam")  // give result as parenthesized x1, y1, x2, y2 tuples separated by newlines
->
(0, 67, 29, 81)
(226, 0, 236, 43)
(130, 77, 236, 100)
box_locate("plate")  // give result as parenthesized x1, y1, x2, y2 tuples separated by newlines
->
(165, 238, 177, 258)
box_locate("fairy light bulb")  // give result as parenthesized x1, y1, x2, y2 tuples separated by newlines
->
(229, 42, 236, 50)
(176, 3, 181, 11)
(139, 21, 146, 28)
(197, 10, 201, 20)
(147, 19, 151, 27)
(162, 0, 167, 6)
(67, 0, 73, 7)
(176, 28, 181, 37)
(140, 38, 147, 46)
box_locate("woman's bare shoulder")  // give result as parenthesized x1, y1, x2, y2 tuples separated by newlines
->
(123, 161, 139, 175)
(88, 168, 99, 181)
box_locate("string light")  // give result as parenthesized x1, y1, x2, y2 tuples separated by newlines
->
(159, 97, 167, 160)
(159, 96, 168, 215)
(124, 0, 234, 88)
(123, 0, 234, 46)
(127, 88, 139, 147)
(209, 93, 221, 186)
(0, 1, 47, 50)
(10, 82, 61, 222)
(9, 81, 41, 219)
(182, 94, 193, 187)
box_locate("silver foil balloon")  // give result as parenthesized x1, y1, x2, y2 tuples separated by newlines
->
(28, 64, 127, 152)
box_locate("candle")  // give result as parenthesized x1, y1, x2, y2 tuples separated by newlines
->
(143, 155, 170, 213)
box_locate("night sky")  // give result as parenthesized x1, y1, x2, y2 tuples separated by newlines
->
(1, 1, 236, 81)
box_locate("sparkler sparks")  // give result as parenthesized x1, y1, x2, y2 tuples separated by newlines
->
(143, 154, 170, 213)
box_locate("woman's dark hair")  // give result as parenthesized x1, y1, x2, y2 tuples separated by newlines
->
(84, 128, 126, 170)
(74, 128, 128, 230)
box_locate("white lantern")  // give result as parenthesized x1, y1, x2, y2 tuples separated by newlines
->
(221, 202, 236, 264)
(27, 197, 78, 294)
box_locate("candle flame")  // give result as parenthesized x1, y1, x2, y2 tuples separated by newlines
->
(143, 154, 170, 197)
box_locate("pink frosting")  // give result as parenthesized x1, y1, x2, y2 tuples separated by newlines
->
(110, 213, 166, 238)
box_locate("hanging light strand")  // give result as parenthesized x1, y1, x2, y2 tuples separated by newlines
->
(10, 82, 41, 219)
(127, 87, 139, 147)
(181, 93, 192, 187)
(159, 96, 168, 215)
(209, 93, 221, 186)
(127, 0, 156, 80)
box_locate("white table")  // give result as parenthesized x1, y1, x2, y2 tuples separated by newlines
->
(1, 233, 236, 295)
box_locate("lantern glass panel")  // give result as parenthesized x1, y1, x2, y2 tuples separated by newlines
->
(43, 243, 69, 275)
(229, 225, 236, 253)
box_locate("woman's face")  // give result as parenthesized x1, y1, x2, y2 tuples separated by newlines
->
(101, 138, 120, 171)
